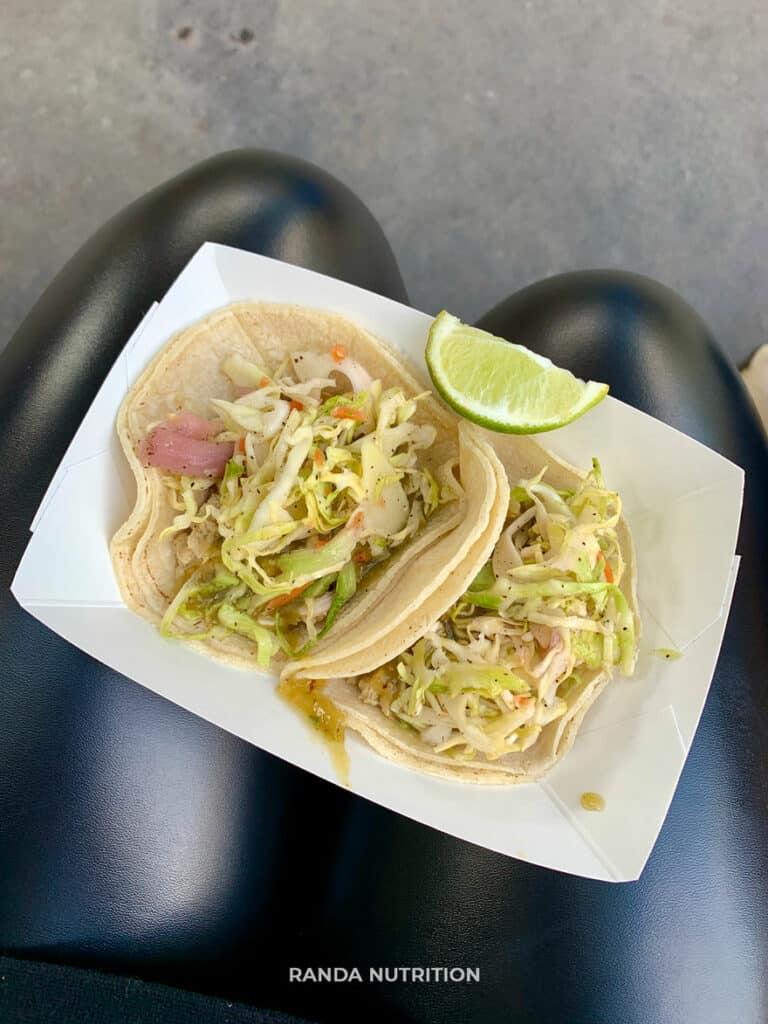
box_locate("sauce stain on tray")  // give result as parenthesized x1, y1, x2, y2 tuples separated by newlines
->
(580, 791, 606, 812)
(279, 676, 350, 786)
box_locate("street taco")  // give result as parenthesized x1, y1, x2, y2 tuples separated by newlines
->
(288, 435, 640, 783)
(111, 303, 505, 670)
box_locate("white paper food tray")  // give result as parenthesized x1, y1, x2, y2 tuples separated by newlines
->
(12, 242, 744, 881)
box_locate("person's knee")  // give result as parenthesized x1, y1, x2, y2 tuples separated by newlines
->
(476, 270, 717, 393)
(473, 269, 754, 449)
(479, 270, 706, 350)
(162, 149, 348, 217)
(127, 148, 352, 248)
(130, 149, 405, 299)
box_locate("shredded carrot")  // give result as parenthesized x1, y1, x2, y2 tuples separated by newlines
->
(597, 550, 614, 583)
(514, 695, 532, 708)
(331, 343, 347, 363)
(259, 377, 270, 388)
(331, 405, 366, 422)
(266, 582, 310, 611)
(289, 400, 304, 412)
(314, 449, 326, 467)
(311, 536, 329, 548)
(349, 510, 364, 529)
(238, 437, 246, 453)
(353, 547, 371, 564)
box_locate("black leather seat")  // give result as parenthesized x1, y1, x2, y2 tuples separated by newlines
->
(1, 151, 766, 1024)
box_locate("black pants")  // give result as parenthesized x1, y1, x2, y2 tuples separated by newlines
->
(1, 151, 766, 1024)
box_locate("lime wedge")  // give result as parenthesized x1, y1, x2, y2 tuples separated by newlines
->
(426, 311, 609, 434)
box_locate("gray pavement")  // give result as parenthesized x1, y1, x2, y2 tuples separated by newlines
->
(2, 1, 765, 366)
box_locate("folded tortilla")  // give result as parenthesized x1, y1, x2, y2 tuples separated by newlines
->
(293, 434, 640, 783)
(111, 302, 505, 670)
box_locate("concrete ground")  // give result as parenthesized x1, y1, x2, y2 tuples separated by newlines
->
(1, 1, 766, 368)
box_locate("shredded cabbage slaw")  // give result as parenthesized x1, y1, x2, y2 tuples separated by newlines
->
(357, 459, 637, 762)
(153, 347, 459, 665)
